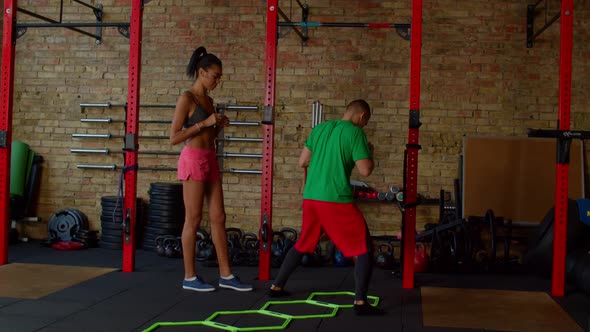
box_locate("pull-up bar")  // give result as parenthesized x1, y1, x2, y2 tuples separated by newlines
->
(527, 0, 562, 48)
(275, 3, 411, 45)
(279, 22, 411, 29)
(16, 2, 129, 44)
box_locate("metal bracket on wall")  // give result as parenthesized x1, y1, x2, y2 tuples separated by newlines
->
(527, 0, 562, 48)
(15, 2, 129, 44)
(276, 2, 411, 46)
(277, 1, 309, 45)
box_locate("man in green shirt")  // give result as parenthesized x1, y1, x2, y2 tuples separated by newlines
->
(269, 99, 385, 316)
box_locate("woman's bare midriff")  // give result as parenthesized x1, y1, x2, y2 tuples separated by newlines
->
(185, 127, 217, 150)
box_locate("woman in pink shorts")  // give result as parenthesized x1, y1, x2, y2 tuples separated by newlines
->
(169, 46, 252, 292)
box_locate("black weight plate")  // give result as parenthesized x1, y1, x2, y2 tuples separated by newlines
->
(101, 195, 120, 202)
(101, 214, 124, 221)
(148, 189, 183, 197)
(144, 226, 181, 236)
(148, 194, 182, 201)
(101, 216, 124, 224)
(76, 229, 98, 235)
(142, 238, 156, 247)
(147, 211, 183, 221)
(101, 234, 123, 243)
(148, 222, 183, 230)
(101, 205, 124, 213)
(101, 195, 142, 203)
(100, 222, 123, 231)
(99, 241, 123, 250)
(101, 208, 124, 214)
(149, 182, 183, 191)
(101, 227, 123, 237)
(149, 196, 182, 204)
(100, 215, 123, 223)
(68, 209, 89, 231)
(147, 215, 183, 225)
(73, 234, 91, 240)
(147, 208, 184, 218)
(143, 232, 160, 242)
(100, 198, 143, 209)
(101, 209, 124, 217)
(101, 198, 143, 208)
(147, 203, 185, 213)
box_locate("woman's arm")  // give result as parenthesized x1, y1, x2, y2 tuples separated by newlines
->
(170, 94, 202, 145)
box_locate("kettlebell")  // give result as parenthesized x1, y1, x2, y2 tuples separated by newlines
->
(271, 231, 286, 268)
(196, 238, 211, 262)
(241, 232, 259, 266)
(200, 239, 218, 267)
(375, 243, 395, 269)
(414, 242, 429, 273)
(156, 236, 166, 256)
(195, 230, 209, 257)
(334, 247, 352, 267)
(301, 244, 322, 267)
(164, 238, 177, 258)
(279, 227, 298, 252)
(174, 237, 183, 258)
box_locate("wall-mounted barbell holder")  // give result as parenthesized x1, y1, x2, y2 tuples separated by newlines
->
(76, 164, 261, 174)
(70, 149, 262, 158)
(80, 102, 260, 112)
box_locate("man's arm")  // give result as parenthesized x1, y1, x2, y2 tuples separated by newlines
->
(355, 159, 374, 177)
(355, 142, 374, 177)
(298, 146, 312, 168)
(299, 146, 312, 187)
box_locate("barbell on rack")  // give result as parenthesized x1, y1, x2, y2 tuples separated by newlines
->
(75, 164, 261, 174)
(70, 149, 262, 158)
(72, 133, 263, 142)
(80, 102, 260, 112)
(80, 118, 260, 126)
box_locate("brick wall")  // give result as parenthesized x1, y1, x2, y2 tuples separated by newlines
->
(3, 0, 589, 239)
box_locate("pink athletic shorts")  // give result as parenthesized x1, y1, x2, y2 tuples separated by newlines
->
(294, 199, 368, 257)
(177, 146, 220, 182)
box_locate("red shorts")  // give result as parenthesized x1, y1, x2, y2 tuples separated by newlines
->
(177, 146, 220, 182)
(294, 199, 368, 257)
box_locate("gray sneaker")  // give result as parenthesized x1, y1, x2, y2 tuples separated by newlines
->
(218, 275, 253, 292)
(182, 276, 215, 292)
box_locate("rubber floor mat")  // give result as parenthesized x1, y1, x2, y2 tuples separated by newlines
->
(421, 286, 583, 332)
(0, 263, 115, 299)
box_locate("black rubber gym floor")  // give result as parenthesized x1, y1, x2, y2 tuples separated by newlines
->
(2, 242, 590, 332)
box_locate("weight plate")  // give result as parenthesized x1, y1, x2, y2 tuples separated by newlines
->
(148, 203, 184, 212)
(100, 227, 123, 236)
(144, 226, 181, 236)
(68, 209, 89, 231)
(148, 197, 183, 206)
(148, 189, 183, 198)
(143, 232, 160, 242)
(147, 214, 183, 224)
(99, 241, 123, 250)
(148, 222, 183, 230)
(100, 222, 123, 231)
(149, 182, 183, 191)
(101, 234, 123, 243)
(101, 215, 123, 224)
(47, 209, 83, 241)
(147, 208, 184, 218)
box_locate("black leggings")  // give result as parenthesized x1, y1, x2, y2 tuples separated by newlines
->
(273, 226, 374, 301)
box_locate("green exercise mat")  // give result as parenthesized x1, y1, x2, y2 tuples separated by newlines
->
(10, 141, 31, 197)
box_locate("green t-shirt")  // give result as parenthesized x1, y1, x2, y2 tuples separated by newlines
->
(303, 120, 371, 203)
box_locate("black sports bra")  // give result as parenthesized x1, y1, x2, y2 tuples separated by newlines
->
(183, 91, 212, 128)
